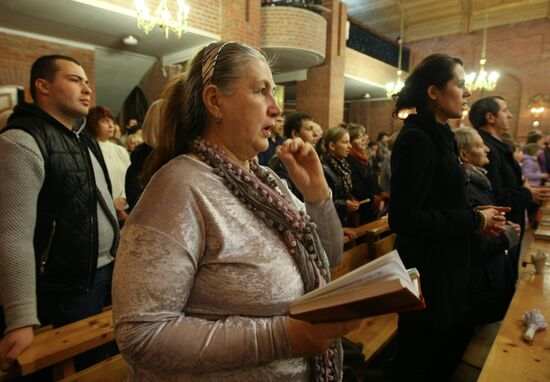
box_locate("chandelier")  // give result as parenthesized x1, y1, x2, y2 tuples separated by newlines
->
(465, 12, 499, 92)
(135, 0, 190, 39)
(386, 10, 405, 99)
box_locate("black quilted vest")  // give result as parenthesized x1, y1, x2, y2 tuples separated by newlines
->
(3, 103, 113, 292)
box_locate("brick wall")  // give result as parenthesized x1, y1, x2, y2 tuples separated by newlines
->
(221, 0, 261, 47)
(0, 31, 95, 104)
(349, 19, 550, 142)
(409, 19, 550, 141)
(348, 100, 402, 139)
(261, 7, 326, 57)
(296, 0, 347, 129)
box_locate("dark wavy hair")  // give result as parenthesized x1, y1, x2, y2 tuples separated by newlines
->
(284, 112, 312, 138)
(392, 53, 463, 118)
(86, 106, 114, 138)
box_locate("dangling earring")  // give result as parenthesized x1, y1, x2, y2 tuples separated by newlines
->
(215, 116, 223, 126)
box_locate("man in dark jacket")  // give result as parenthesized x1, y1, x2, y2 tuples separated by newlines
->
(469, 96, 550, 279)
(0, 55, 119, 371)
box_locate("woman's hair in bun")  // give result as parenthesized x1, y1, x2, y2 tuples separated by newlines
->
(393, 53, 463, 118)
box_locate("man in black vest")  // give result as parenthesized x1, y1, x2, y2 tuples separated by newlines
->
(0, 55, 119, 371)
(470, 96, 550, 279)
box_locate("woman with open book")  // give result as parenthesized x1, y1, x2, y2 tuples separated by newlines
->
(388, 54, 508, 381)
(111, 42, 358, 381)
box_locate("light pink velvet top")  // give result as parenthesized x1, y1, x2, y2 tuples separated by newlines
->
(112, 155, 342, 381)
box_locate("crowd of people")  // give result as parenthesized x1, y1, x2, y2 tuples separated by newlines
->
(0, 42, 548, 382)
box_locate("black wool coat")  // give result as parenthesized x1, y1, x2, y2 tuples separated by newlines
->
(389, 113, 477, 329)
(478, 129, 532, 228)
(347, 155, 383, 223)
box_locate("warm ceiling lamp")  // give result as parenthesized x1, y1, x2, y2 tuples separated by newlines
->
(135, 0, 190, 39)
(465, 11, 499, 92)
(386, 10, 405, 99)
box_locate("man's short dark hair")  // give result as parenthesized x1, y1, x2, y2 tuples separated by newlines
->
(377, 132, 389, 141)
(469, 96, 505, 129)
(30, 55, 81, 101)
(284, 112, 312, 138)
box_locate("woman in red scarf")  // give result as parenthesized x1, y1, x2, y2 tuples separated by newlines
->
(346, 123, 389, 224)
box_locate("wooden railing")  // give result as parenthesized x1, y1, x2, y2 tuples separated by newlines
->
(0, 308, 127, 382)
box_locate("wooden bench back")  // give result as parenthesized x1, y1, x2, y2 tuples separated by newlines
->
(59, 354, 128, 382)
(372, 233, 397, 259)
(16, 309, 115, 378)
(331, 243, 369, 280)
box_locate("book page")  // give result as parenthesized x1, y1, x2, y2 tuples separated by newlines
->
(300, 250, 413, 301)
(291, 277, 412, 314)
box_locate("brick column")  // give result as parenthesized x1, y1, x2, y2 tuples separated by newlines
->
(295, 0, 347, 129)
(221, 0, 261, 47)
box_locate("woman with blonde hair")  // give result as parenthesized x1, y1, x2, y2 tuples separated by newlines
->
(124, 99, 163, 211)
(319, 126, 359, 226)
(113, 42, 356, 381)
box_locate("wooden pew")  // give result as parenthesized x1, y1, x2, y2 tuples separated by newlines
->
(372, 233, 397, 260)
(59, 354, 128, 382)
(16, 309, 115, 380)
(332, 239, 399, 364)
(345, 313, 398, 363)
(353, 219, 390, 239)
(331, 243, 369, 280)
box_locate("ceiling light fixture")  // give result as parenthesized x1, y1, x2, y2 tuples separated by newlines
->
(123, 35, 139, 45)
(135, 0, 190, 39)
(386, 10, 405, 99)
(465, 9, 499, 92)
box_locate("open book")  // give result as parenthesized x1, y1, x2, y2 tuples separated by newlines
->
(289, 250, 425, 323)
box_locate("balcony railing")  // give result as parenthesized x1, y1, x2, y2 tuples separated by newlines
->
(261, 0, 324, 14)
(347, 21, 410, 71)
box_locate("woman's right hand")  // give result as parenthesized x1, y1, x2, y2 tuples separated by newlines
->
(478, 207, 507, 237)
(346, 199, 360, 212)
(285, 317, 361, 357)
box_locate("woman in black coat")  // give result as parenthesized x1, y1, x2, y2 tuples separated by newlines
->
(346, 123, 388, 224)
(388, 54, 507, 381)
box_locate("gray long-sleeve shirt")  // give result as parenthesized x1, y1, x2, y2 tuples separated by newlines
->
(0, 128, 116, 333)
(113, 155, 343, 381)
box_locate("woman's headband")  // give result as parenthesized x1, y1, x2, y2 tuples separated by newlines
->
(201, 42, 230, 87)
